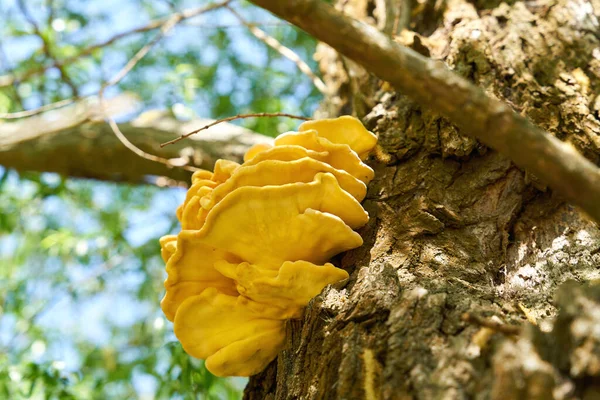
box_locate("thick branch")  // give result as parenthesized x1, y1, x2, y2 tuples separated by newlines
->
(0, 95, 271, 183)
(250, 0, 600, 223)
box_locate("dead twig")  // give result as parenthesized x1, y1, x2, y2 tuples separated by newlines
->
(1, 98, 79, 119)
(99, 92, 200, 173)
(104, 15, 179, 88)
(226, 6, 327, 95)
(96, 6, 207, 172)
(161, 112, 310, 147)
(184, 20, 289, 28)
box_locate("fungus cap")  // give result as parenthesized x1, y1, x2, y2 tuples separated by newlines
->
(174, 288, 286, 377)
(196, 173, 366, 268)
(215, 259, 349, 317)
(160, 234, 238, 321)
(176, 179, 217, 227)
(160, 115, 377, 377)
(298, 115, 377, 160)
(243, 143, 273, 162)
(200, 158, 367, 212)
(274, 130, 375, 183)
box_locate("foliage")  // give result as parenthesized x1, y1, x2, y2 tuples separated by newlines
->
(0, 0, 322, 398)
(0, 171, 246, 399)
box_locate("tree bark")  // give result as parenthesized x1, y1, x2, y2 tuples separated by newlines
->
(0, 95, 271, 183)
(245, 0, 600, 399)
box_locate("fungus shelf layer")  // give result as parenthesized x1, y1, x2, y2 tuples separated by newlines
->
(160, 116, 377, 377)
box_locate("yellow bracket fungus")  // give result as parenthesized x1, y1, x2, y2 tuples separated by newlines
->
(298, 115, 377, 160)
(160, 115, 377, 377)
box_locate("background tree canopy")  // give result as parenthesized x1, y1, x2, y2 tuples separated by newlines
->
(0, 0, 323, 398)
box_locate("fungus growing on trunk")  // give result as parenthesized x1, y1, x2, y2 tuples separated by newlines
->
(159, 116, 377, 376)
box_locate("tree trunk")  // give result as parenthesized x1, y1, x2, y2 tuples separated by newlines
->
(245, 0, 600, 399)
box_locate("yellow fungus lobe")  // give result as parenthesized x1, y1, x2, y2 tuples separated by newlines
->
(159, 115, 377, 377)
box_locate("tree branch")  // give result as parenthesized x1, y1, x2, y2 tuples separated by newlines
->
(16, 0, 79, 96)
(250, 0, 600, 223)
(0, 0, 231, 120)
(0, 94, 271, 183)
(99, 92, 201, 173)
(0, 0, 232, 89)
(161, 112, 310, 147)
(226, 6, 327, 94)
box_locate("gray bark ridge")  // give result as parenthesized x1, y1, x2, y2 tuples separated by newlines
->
(245, 0, 600, 399)
(0, 94, 271, 183)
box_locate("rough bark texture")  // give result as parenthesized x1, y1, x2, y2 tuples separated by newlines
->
(245, 0, 600, 399)
(0, 95, 271, 183)
(251, 0, 600, 222)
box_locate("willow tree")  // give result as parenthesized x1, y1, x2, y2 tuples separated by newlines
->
(2, 0, 600, 399)
(243, 1, 600, 399)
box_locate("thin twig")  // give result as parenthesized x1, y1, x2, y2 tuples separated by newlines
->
(99, 88, 199, 172)
(96, 7, 207, 172)
(226, 6, 327, 94)
(0, 20, 287, 89)
(462, 313, 521, 335)
(16, 0, 79, 96)
(160, 112, 311, 147)
(184, 20, 289, 28)
(105, 15, 180, 88)
(1, 97, 78, 119)
(0, 0, 231, 120)
(250, 0, 600, 224)
(0, 0, 233, 89)
(3, 1, 263, 177)
(46, 0, 56, 27)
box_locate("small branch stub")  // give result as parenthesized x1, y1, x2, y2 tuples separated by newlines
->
(160, 112, 312, 147)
